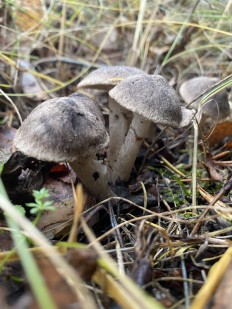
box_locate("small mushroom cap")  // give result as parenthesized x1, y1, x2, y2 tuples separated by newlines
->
(77, 65, 146, 90)
(109, 74, 194, 128)
(14, 93, 109, 162)
(179, 76, 230, 119)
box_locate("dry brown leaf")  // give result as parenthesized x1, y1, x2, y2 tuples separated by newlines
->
(0, 230, 13, 251)
(67, 248, 98, 281)
(14, 0, 43, 31)
(208, 121, 232, 147)
(36, 198, 74, 238)
(224, 140, 232, 149)
(29, 257, 78, 309)
(203, 156, 223, 181)
(0, 288, 9, 309)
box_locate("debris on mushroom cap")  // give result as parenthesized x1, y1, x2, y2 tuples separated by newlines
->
(179, 76, 230, 119)
(13, 93, 109, 162)
(109, 74, 194, 128)
(77, 65, 146, 90)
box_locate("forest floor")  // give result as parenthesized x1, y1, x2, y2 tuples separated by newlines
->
(0, 1, 232, 309)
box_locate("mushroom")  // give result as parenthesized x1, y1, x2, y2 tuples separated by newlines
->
(13, 93, 112, 201)
(77, 65, 146, 168)
(109, 74, 195, 183)
(179, 76, 230, 127)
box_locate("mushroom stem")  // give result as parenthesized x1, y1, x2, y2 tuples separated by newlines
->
(108, 97, 132, 170)
(111, 114, 151, 184)
(70, 158, 114, 201)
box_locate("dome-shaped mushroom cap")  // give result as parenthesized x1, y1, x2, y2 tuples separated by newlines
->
(179, 76, 230, 119)
(77, 65, 146, 90)
(109, 74, 194, 128)
(14, 93, 109, 162)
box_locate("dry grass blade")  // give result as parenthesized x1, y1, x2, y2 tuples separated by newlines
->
(198, 186, 232, 220)
(0, 53, 65, 87)
(127, 0, 147, 66)
(68, 183, 87, 243)
(160, 156, 186, 178)
(116, 19, 232, 37)
(190, 247, 232, 309)
(0, 88, 22, 124)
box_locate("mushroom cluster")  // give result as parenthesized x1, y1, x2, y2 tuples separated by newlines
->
(13, 66, 196, 201)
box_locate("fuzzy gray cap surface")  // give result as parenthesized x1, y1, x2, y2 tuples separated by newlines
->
(179, 76, 230, 119)
(14, 93, 109, 162)
(109, 74, 194, 128)
(77, 65, 146, 90)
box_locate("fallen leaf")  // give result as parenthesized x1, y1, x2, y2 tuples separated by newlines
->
(0, 230, 14, 251)
(43, 178, 74, 204)
(224, 140, 232, 149)
(208, 121, 232, 147)
(0, 288, 9, 309)
(67, 248, 98, 281)
(203, 156, 223, 181)
(36, 198, 74, 239)
(29, 257, 78, 308)
(14, 0, 43, 31)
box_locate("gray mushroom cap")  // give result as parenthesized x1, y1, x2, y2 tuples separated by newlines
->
(109, 74, 194, 128)
(77, 65, 146, 90)
(14, 93, 109, 162)
(179, 76, 230, 120)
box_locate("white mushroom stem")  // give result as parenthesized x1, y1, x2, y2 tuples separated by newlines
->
(111, 114, 151, 184)
(108, 97, 132, 170)
(70, 158, 114, 201)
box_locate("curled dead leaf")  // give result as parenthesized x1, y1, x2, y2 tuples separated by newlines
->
(203, 156, 223, 181)
(208, 121, 232, 147)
